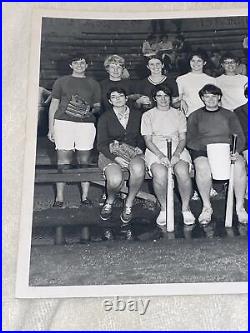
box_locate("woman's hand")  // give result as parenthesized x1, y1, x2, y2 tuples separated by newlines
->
(47, 127, 55, 142)
(171, 153, 180, 166)
(180, 99, 188, 115)
(136, 95, 151, 106)
(135, 147, 143, 154)
(230, 151, 240, 162)
(159, 155, 171, 167)
(115, 156, 129, 168)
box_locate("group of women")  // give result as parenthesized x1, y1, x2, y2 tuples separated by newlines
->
(47, 50, 248, 228)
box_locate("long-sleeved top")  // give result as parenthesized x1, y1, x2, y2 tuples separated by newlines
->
(97, 107, 145, 161)
(234, 102, 248, 150)
(186, 107, 245, 153)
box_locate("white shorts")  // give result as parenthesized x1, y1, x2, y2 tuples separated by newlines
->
(145, 148, 192, 175)
(54, 119, 96, 151)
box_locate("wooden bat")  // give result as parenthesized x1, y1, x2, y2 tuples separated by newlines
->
(166, 139, 174, 232)
(225, 134, 238, 228)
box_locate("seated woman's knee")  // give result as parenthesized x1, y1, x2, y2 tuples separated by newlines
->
(106, 168, 123, 189)
(129, 157, 145, 176)
(151, 164, 167, 181)
(235, 155, 247, 174)
(194, 157, 211, 178)
(174, 162, 189, 180)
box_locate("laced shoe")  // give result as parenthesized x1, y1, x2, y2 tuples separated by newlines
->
(100, 202, 113, 221)
(198, 207, 213, 226)
(120, 206, 133, 224)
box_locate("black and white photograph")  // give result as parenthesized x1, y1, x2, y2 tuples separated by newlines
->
(15, 8, 248, 298)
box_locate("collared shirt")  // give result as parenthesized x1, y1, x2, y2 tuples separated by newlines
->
(113, 106, 130, 129)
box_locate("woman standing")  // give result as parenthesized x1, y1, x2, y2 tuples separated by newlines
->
(176, 51, 216, 117)
(136, 56, 180, 112)
(141, 85, 195, 227)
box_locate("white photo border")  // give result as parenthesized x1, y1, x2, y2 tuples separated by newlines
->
(15, 6, 248, 298)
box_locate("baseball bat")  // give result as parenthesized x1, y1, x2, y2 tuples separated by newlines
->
(225, 134, 238, 228)
(166, 139, 174, 232)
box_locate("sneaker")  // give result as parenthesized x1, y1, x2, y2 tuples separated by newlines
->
(100, 202, 113, 221)
(210, 188, 218, 198)
(81, 198, 93, 207)
(182, 210, 195, 226)
(156, 210, 166, 226)
(198, 207, 213, 226)
(120, 206, 133, 224)
(191, 191, 200, 201)
(236, 207, 248, 224)
(98, 193, 107, 207)
(52, 201, 64, 208)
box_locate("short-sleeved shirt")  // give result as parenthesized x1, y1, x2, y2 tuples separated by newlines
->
(176, 72, 216, 117)
(137, 76, 179, 99)
(216, 74, 248, 111)
(52, 75, 101, 123)
(141, 107, 186, 152)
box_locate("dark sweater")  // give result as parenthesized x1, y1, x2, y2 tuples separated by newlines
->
(187, 107, 245, 153)
(234, 102, 248, 150)
(97, 108, 145, 160)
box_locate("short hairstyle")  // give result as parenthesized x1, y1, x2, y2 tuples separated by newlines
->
(70, 54, 89, 64)
(199, 84, 223, 100)
(188, 49, 208, 63)
(106, 87, 127, 100)
(146, 55, 163, 64)
(151, 84, 172, 100)
(104, 55, 125, 69)
(220, 52, 239, 64)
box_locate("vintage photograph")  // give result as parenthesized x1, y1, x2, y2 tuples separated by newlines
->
(16, 10, 248, 298)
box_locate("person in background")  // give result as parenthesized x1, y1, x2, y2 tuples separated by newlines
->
(142, 34, 160, 57)
(97, 87, 145, 225)
(141, 85, 195, 227)
(234, 83, 248, 199)
(38, 86, 52, 136)
(187, 84, 247, 225)
(47, 54, 101, 207)
(216, 53, 248, 111)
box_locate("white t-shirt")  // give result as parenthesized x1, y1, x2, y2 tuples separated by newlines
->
(141, 107, 191, 167)
(216, 74, 248, 111)
(141, 106, 186, 153)
(176, 72, 216, 117)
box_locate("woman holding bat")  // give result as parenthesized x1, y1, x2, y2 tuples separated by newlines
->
(141, 85, 195, 227)
(97, 87, 145, 225)
(187, 84, 247, 226)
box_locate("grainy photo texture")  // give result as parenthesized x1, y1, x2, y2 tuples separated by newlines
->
(16, 11, 248, 298)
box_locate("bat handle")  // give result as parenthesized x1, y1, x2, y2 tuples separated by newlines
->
(167, 139, 172, 161)
(231, 134, 238, 155)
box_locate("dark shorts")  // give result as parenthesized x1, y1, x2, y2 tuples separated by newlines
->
(189, 149, 208, 161)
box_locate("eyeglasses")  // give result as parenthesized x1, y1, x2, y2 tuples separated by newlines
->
(156, 94, 169, 97)
(223, 60, 236, 65)
(110, 94, 125, 100)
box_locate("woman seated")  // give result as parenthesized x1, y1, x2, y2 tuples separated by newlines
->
(187, 84, 247, 226)
(141, 85, 195, 227)
(97, 88, 145, 225)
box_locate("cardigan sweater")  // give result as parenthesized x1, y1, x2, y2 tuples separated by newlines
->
(97, 108, 145, 161)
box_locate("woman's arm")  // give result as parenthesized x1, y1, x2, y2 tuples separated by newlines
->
(47, 98, 59, 142)
(144, 135, 165, 159)
(171, 132, 186, 165)
(97, 115, 117, 161)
